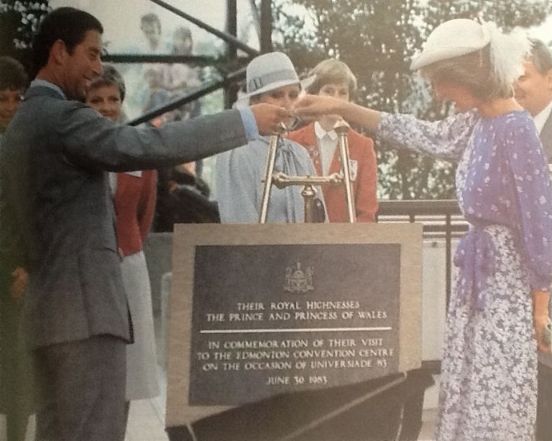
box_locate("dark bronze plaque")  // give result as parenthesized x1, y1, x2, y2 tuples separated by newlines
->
(189, 243, 400, 405)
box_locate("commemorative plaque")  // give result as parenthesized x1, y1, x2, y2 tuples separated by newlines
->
(166, 223, 422, 436)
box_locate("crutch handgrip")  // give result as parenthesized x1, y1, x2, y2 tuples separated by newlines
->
(334, 119, 356, 223)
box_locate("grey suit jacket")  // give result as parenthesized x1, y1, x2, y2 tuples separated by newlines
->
(0, 86, 248, 348)
(541, 112, 552, 163)
(539, 111, 552, 367)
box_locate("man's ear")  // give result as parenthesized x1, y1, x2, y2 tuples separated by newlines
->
(50, 39, 68, 66)
(545, 68, 552, 91)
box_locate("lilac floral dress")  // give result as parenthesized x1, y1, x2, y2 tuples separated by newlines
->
(379, 110, 552, 441)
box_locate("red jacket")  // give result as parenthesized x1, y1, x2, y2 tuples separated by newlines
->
(114, 170, 157, 257)
(288, 123, 378, 222)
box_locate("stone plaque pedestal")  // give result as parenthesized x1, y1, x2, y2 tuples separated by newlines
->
(165, 224, 425, 441)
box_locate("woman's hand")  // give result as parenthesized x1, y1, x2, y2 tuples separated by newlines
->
(533, 289, 551, 353)
(534, 314, 551, 353)
(294, 95, 381, 132)
(293, 94, 342, 120)
(250, 103, 293, 135)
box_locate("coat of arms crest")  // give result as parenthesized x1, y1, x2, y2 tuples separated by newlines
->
(284, 262, 314, 293)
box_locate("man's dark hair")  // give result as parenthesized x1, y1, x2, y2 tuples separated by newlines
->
(529, 38, 552, 75)
(32, 7, 103, 72)
(0, 56, 28, 91)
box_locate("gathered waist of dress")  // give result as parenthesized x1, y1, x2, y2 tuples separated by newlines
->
(466, 223, 515, 238)
(454, 223, 518, 310)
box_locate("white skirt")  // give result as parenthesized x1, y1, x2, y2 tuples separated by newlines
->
(122, 251, 160, 400)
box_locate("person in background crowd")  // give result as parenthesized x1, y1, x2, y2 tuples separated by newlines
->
(140, 12, 169, 54)
(114, 13, 169, 120)
(164, 25, 201, 122)
(167, 25, 199, 93)
(0, 57, 25, 133)
(0, 55, 33, 441)
(85, 65, 159, 429)
(0, 7, 290, 441)
(142, 66, 171, 126)
(172, 25, 192, 56)
(216, 51, 322, 223)
(155, 161, 219, 231)
(295, 19, 552, 441)
(152, 25, 208, 228)
(288, 59, 378, 222)
(139, 12, 171, 123)
(514, 38, 552, 441)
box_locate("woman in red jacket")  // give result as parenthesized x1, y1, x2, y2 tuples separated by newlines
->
(86, 66, 159, 423)
(288, 59, 378, 222)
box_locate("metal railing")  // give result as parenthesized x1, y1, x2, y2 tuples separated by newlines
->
(101, 0, 274, 125)
(378, 199, 467, 307)
(377, 200, 468, 372)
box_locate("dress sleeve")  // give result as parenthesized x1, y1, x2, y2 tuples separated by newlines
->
(377, 110, 478, 162)
(505, 119, 552, 290)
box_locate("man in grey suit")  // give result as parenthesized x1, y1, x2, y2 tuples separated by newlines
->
(515, 38, 552, 441)
(0, 7, 290, 441)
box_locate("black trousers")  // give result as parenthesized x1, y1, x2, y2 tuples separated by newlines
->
(537, 362, 552, 441)
(34, 334, 127, 441)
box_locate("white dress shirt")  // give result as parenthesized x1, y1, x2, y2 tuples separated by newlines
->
(534, 99, 552, 134)
(314, 121, 338, 175)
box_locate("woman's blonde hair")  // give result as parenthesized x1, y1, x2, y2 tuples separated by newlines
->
(421, 45, 514, 100)
(306, 59, 357, 98)
(88, 64, 126, 101)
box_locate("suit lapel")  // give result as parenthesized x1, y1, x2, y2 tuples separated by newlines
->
(540, 113, 552, 163)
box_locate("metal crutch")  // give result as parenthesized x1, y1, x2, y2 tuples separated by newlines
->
(259, 119, 357, 223)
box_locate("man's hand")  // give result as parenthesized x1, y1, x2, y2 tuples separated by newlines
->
(533, 289, 551, 353)
(250, 103, 293, 135)
(10, 266, 28, 302)
(535, 315, 551, 353)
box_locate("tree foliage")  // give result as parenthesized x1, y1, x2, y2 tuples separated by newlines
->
(273, 0, 552, 199)
(0, 0, 51, 72)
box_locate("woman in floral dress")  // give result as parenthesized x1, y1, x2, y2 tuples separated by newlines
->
(295, 19, 552, 441)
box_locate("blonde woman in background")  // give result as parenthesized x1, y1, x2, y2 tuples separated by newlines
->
(288, 59, 378, 222)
